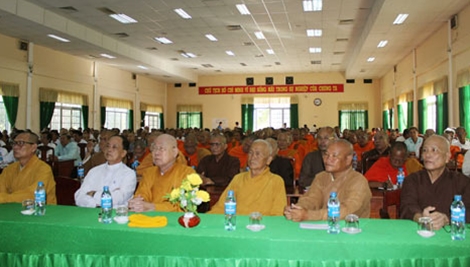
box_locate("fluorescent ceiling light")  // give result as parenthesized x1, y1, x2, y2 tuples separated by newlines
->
(255, 31, 265, 39)
(100, 53, 116, 59)
(393, 14, 409, 25)
(377, 40, 388, 48)
(109, 13, 137, 24)
(205, 34, 218, 42)
(306, 29, 322, 37)
(47, 34, 70, 43)
(303, 0, 322, 12)
(138, 65, 148, 70)
(367, 57, 375, 62)
(174, 8, 192, 19)
(309, 47, 322, 53)
(226, 51, 235, 56)
(236, 4, 251, 15)
(154, 37, 173, 44)
(266, 49, 275, 55)
(181, 52, 196, 58)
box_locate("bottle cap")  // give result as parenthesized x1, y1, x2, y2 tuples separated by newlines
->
(38, 181, 44, 186)
(454, 195, 462, 201)
(103, 185, 109, 191)
(330, 191, 337, 198)
(228, 190, 234, 197)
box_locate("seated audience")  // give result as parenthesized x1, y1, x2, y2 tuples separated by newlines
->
(209, 139, 287, 216)
(462, 150, 470, 177)
(284, 140, 371, 221)
(82, 129, 111, 176)
(51, 133, 81, 167)
(36, 131, 56, 160)
(75, 135, 136, 207)
(353, 131, 374, 163)
(266, 138, 293, 187)
(362, 130, 391, 172)
(395, 128, 410, 142)
(364, 142, 423, 188)
(400, 135, 470, 229)
(182, 133, 211, 168)
(452, 127, 470, 153)
(277, 132, 301, 179)
(404, 127, 423, 158)
(197, 134, 240, 187)
(0, 131, 56, 204)
(298, 127, 337, 189)
(128, 134, 195, 212)
(229, 135, 256, 170)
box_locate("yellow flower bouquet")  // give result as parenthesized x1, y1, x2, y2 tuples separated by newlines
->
(164, 173, 210, 214)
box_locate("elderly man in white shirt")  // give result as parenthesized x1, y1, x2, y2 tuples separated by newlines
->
(74, 135, 136, 208)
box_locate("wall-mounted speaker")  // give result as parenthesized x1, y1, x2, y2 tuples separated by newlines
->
(286, 76, 294, 84)
(19, 41, 28, 51)
(174, 83, 182, 88)
(363, 79, 373, 84)
(346, 79, 355, 84)
(189, 83, 196, 87)
(246, 77, 254, 85)
(451, 14, 458, 29)
(266, 77, 273, 85)
(132, 73, 136, 80)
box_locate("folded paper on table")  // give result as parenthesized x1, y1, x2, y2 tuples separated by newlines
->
(128, 214, 168, 228)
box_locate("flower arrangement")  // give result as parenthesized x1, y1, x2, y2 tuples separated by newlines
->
(164, 173, 210, 214)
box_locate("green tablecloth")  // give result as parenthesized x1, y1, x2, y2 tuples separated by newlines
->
(1, 203, 469, 267)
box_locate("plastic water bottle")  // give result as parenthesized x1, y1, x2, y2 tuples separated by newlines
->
(327, 191, 340, 234)
(396, 167, 405, 188)
(77, 162, 85, 184)
(451, 195, 466, 240)
(131, 158, 139, 171)
(352, 152, 358, 171)
(34, 181, 46, 216)
(101, 186, 113, 224)
(224, 190, 236, 231)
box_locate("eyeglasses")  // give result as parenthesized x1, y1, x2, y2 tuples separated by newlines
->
(209, 142, 224, 147)
(11, 140, 35, 147)
(151, 145, 174, 152)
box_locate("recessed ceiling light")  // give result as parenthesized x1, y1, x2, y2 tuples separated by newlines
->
(309, 47, 322, 53)
(266, 49, 275, 55)
(236, 4, 251, 15)
(303, 0, 322, 12)
(306, 29, 322, 37)
(255, 31, 265, 39)
(226, 51, 235, 56)
(377, 40, 388, 48)
(100, 53, 116, 59)
(154, 37, 173, 44)
(393, 14, 408, 25)
(109, 13, 137, 24)
(47, 34, 70, 42)
(205, 34, 218, 42)
(181, 52, 196, 58)
(138, 65, 148, 70)
(367, 57, 375, 62)
(174, 8, 191, 19)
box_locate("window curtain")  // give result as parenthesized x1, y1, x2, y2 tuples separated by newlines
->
(418, 99, 427, 134)
(101, 96, 133, 129)
(140, 111, 146, 127)
(241, 104, 254, 133)
(159, 113, 164, 129)
(397, 104, 405, 132)
(141, 103, 163, 129)
(290, 104, 299, 129)
(407, 101, 413, 128)
(382, 110, 390, 130)
(459, 85, 470, 134)
(0, 82, 20, 128)
(100, 106, 106, 128)
(39, 88, 58, 131)
(176, 105, 202, 129)
(128, 110, 134, 131)
(338, 102, 368, 131)
(82, 105, 89, 129)
(436, 93, 448, 134)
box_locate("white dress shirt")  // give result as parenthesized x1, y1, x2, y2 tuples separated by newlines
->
(74, 162, 137, 208)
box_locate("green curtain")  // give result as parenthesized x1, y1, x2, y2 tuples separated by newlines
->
(177, 112, 201, 129)
(177, 112, 180, 128)
(382, 110, 390, 130)
(407, 101, 413, 128)
(40, 101, 56, 131)
(241, 104, 254, 133)
(81, 105, 89, 129)
(128, 109, 134, 131)
(140, 111, 146, 127)
(290, 103, 299, 129)
(2, 96, 18, 128)
(339, 110, 368, 131)
(459, 85, 470, 136)
(159, 113, 164, 129)
(418, 99, 427, 134)
(199, 112, 203, 129)
(388, 108, 394, 130)
(436, 93, 448, 134)
(397, 104, 405, 132)
(100, 106, 106, 128)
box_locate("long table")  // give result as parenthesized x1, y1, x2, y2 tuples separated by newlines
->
(1, 203, 470, 267)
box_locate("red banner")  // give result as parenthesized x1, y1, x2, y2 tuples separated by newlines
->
(198, 84, 344, 95)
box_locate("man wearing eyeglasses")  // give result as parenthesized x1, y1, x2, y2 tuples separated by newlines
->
(0, 131, 56, 204)
(129, 134, 195, 212)
(197, 134, 240, 187)
(51, 133, 81, 167)
(74, 135, 136, 207)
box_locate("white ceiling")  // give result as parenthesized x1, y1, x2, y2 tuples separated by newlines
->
(0, 0, 468, 83)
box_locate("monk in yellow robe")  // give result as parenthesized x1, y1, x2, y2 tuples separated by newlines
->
(209, 139, 287, 216)
(0, 131, 56, 204)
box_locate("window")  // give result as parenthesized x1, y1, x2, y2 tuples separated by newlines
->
(105, 107, 129, 130)
(178, 112, 201, 128)
(425, 95, 436, 132)
(0, 97, 11, 132)
(338, 102, 368, 131)
(253, 97, 290, 130)
(49, 102, 82, 130)
(144, 112, 161, 129)
(398, 102, 408, 132)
